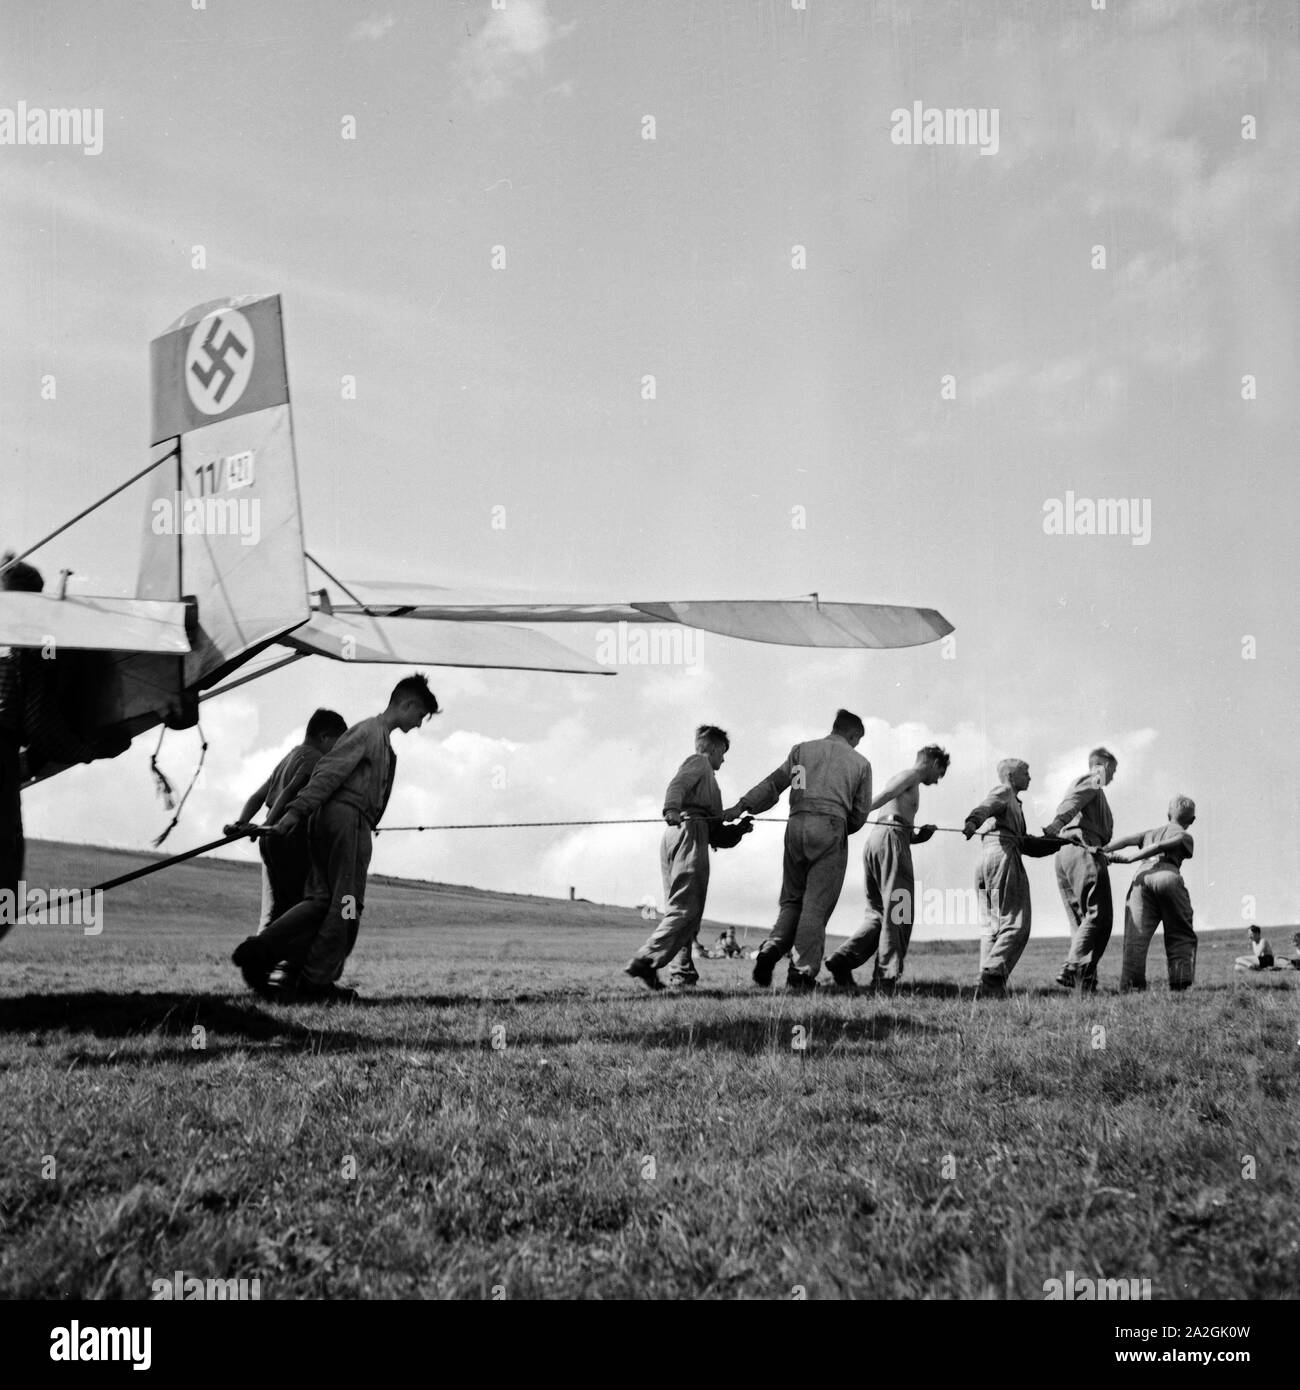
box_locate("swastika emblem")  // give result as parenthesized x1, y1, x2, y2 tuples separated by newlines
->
(184, 309, 255, 415)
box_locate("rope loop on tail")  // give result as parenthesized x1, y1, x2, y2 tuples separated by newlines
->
(149, 728, 175, 812)
(151, 722, 209, 848)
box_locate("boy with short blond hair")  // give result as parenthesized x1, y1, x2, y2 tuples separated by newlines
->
(1108, 795, 1199, 992)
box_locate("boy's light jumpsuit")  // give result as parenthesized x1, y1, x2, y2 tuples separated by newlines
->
(631, 752, 722, 984)
(1119, 824, 1197, 991)
(1048, 772, 1114, 984)
(966, 784, 1033, 986)
(739, 734, 872, 983)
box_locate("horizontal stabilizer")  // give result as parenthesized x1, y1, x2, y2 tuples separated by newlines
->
(281, 612, 611, 675)
(335, 583, 952, 649)
(336, 583, 653, 625)
(0, 592, 192, 654)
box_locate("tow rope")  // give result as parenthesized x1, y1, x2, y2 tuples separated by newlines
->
(91, 824, 264, 895)
(88, 819, 1072, 896)
(372, 817, 987, 835)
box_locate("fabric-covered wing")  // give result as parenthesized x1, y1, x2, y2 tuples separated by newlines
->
(281, 612, 610, 675)
(334, 583, 953, 650)
(629, 600, 951, 649)
(0, 592, 192, 654)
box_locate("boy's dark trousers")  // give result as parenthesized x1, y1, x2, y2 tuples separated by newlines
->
(257, 829, 312, 931)
(258, 802, 373, 986)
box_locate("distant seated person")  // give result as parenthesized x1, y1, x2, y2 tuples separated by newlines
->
(1234, 924, 1275, 972)
(700, 925, 744, 959)
(1291, 932, 1300, 970)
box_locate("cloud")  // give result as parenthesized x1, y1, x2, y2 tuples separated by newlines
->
(965, 361, 1024, 407)
(886, 13, 1296, 445)
(962, 354, 1129, 435)
(455, 0, 569, 105)
(349, 13, 396, 43)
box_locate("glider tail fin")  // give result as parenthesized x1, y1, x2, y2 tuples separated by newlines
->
(136, 294, 310, 694)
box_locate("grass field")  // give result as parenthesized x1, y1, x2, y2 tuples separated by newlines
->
(2, 839, 1297, 1300)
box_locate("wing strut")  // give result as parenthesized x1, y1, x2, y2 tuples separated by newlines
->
(305, 551, 376, 616)
(1, 442, 179, 578)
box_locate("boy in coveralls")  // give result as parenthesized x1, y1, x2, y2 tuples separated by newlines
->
(625, 725, 752, 991)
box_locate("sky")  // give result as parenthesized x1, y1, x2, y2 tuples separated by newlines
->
(3, 0, 1298, 942)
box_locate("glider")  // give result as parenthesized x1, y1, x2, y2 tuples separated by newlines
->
(1, 294, 953, 783)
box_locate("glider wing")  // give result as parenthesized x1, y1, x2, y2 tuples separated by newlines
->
(281, 612, 609, 675)
(333, 583, 953, 650)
